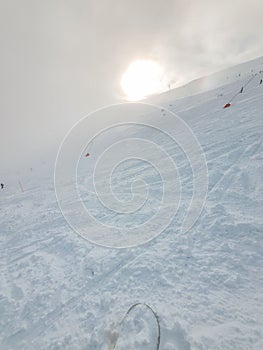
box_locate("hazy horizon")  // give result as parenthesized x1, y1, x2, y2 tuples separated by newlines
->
(1, 0, 263, 175)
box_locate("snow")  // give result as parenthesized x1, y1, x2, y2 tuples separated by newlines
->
(1, 57, 263, 349)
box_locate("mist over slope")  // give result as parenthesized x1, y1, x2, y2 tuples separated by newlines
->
(1, 57, 263, 349)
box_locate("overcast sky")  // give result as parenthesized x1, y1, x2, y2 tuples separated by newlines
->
(1, 0, 263, 175)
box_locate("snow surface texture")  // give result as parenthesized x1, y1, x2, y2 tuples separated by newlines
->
(1, 57, 263, 349)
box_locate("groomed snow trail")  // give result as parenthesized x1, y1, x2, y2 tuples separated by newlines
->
(1, 58, 263, 349)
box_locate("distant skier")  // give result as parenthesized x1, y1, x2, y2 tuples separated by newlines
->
(1, 183, 4, 189)
(240, 87, 244, 93)
(260, 79, 263, 85)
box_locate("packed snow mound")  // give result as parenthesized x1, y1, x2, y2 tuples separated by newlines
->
(1, 57, 263, 349)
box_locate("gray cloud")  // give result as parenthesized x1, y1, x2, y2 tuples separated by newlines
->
(1, 0, 263, 175)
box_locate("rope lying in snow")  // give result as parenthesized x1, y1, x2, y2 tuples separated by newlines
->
(112, 303, 161, 350)
(228, 73, 257, 104)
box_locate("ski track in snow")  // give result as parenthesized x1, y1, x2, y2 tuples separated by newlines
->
(1, 59, 263, 349)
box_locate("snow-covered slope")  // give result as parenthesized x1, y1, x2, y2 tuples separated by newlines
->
(150, 55, 263, 105)
(1, 57, 263, 349)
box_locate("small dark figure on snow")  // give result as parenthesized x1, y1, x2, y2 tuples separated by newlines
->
(240, 87, 244, 93)
(260, 79, 263, 85)
(1, 183, 4, 189)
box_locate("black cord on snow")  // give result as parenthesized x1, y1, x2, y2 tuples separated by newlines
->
(228, 73, 257, 104)
(112, 303, 160, 350)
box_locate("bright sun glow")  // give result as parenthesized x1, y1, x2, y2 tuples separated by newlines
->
(121, 60, 165, 101)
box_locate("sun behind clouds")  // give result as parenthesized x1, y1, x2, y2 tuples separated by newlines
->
(121, 59, 165, 101)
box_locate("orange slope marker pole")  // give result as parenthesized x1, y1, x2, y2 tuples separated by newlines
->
(223, 73, 257, 109)
(18, 180, 24, 192)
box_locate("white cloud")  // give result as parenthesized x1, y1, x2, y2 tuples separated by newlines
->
(0, 0, 262, 172)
